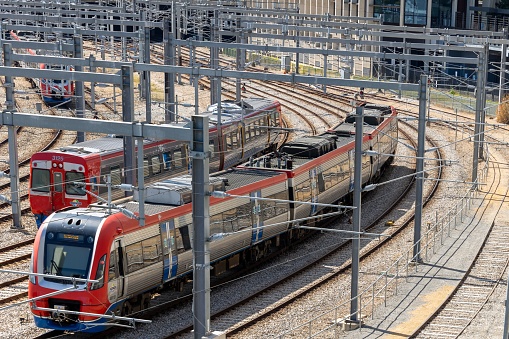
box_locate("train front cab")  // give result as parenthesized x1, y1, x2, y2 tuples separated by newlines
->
(29, 213, 112, 332)
(30, 153, 99, 227)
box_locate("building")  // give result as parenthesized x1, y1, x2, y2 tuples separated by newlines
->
(245, 1, 508, 32)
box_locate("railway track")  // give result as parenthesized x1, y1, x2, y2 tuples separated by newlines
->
(0, 240, 34, 306)
(407, 139, 509, 338)
(149, 46, 347, 136)
(203, 123, 442, 339)
(15, 40, 488, 339)
(53, 122, 436, 339)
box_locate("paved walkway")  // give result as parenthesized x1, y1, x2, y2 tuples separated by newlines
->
(342, 161, 509, 338)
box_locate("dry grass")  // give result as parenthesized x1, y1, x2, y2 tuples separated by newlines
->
(496, 94, 509, 124)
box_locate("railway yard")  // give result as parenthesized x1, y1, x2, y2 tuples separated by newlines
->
(0, 2, 508, 339)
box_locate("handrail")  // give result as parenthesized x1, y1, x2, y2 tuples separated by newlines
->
(278, 143, 490, 338)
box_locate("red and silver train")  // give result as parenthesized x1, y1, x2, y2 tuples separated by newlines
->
(10, 30, 75, 105)
(28, 104, 397, 332)
(29, 97, 282, 227)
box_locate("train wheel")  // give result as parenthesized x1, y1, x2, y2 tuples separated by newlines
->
(121, 301, 132, 316)
(141, 294, 150, 310)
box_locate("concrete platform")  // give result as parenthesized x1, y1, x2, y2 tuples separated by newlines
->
(342, 169, 509, 338)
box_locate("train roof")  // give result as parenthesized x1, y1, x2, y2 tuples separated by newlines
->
(56, 136, 165, 155)
(204, 97, 278, 125)
(326, 104, 393, 137)
(47, 208, 110, 235)
(239, 104, 395, 172)
(124, 169, 285, 215)
(41, 97, 278, 156)
(279, 135, 338, 158)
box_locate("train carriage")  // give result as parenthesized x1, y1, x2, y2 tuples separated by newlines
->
(29, 168, 289, 332)
(29, 97, 282, 227)
(9, 30, 75, 105)
(239, 104, 398, 223)
(27, 104, 398, 332)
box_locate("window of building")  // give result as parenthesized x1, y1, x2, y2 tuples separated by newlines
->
(404, 0, 428, 26)
(431, 0, 452, 28)
(374, 0, 401, 25)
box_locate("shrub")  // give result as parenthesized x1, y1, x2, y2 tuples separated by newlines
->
(496, 94, 509, 124)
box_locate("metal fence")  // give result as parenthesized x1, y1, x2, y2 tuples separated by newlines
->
(277, 145, 490, 338)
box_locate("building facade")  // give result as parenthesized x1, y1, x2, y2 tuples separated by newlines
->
(245, 1, 508, 32)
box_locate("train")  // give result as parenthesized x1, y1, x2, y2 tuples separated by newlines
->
(9, 30, 75, 105)
(27, 104, 398, 332)
(29, 97, 282, 227)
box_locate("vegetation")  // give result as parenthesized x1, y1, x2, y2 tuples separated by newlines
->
(496, 94, 509, 124)
(497, 0, 509, 9)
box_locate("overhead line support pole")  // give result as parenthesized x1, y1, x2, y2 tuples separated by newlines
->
(2, 43, 21, 229)
(121, 65, 135, 195)
(413, 74, 428, 263)
(164, 18, 175, 123)
(143, 12, 152, 123)
(478, 43, 488, 161)
(191, 115, 211, 339)
(472, 45, 485, 186)
(74, 33, 85, 143)
(350, 106, 363, 325)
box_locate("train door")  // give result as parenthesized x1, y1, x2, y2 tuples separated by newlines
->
(161, 220, 178, 280)
(108, 239, 125, 303)
(239, 125, 245, 159)
(348, 149, 355, 192)
(51, 169, 65, 212)
(309, 168, 319, 216)
(251, 190, 263, 243)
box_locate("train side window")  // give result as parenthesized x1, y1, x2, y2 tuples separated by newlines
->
(174, 229, 185, 254)
(108, 250, 117, 282)
(317, 172, 326, 193)
(91, 254, 106, 290)
(151, 155, 162, 174)
(244, 126, 251, 142)
(272, 191, 289, 215)
(163, 152, 172, 170)
(53, 172, 63, 193)
(179, 226, 192, 250)
(174, 150, 184, 169)
(232, 130, 238, 148)
(223, 208, 239, 232)
(226, 134, 233, 151)
(110, 166, 122, 186)
(210, 214, 223, 235)
(209, 139, 215, 157)
(295, 181, 311, 202)
(142, 236, 161, 265)
(260, 119, 267, 135)
(269, 112, 275, 126)
(125, 242, 143, 274)
(65, 171, 85, 195)
(237, 203, 252, 230)
(32, 168, 50, 192)
(143, 159, 150, 178)
(260, 199, 274, 220)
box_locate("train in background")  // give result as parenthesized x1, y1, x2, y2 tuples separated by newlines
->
(29, 97, 282, 227)
(9, 30, 75, 105)
(28, 104, 397, 332)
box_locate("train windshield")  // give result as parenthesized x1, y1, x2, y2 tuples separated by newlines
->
(44, 242, 92, 284)
(31, 168, 50, 192)
(65, 171, 86, 195)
